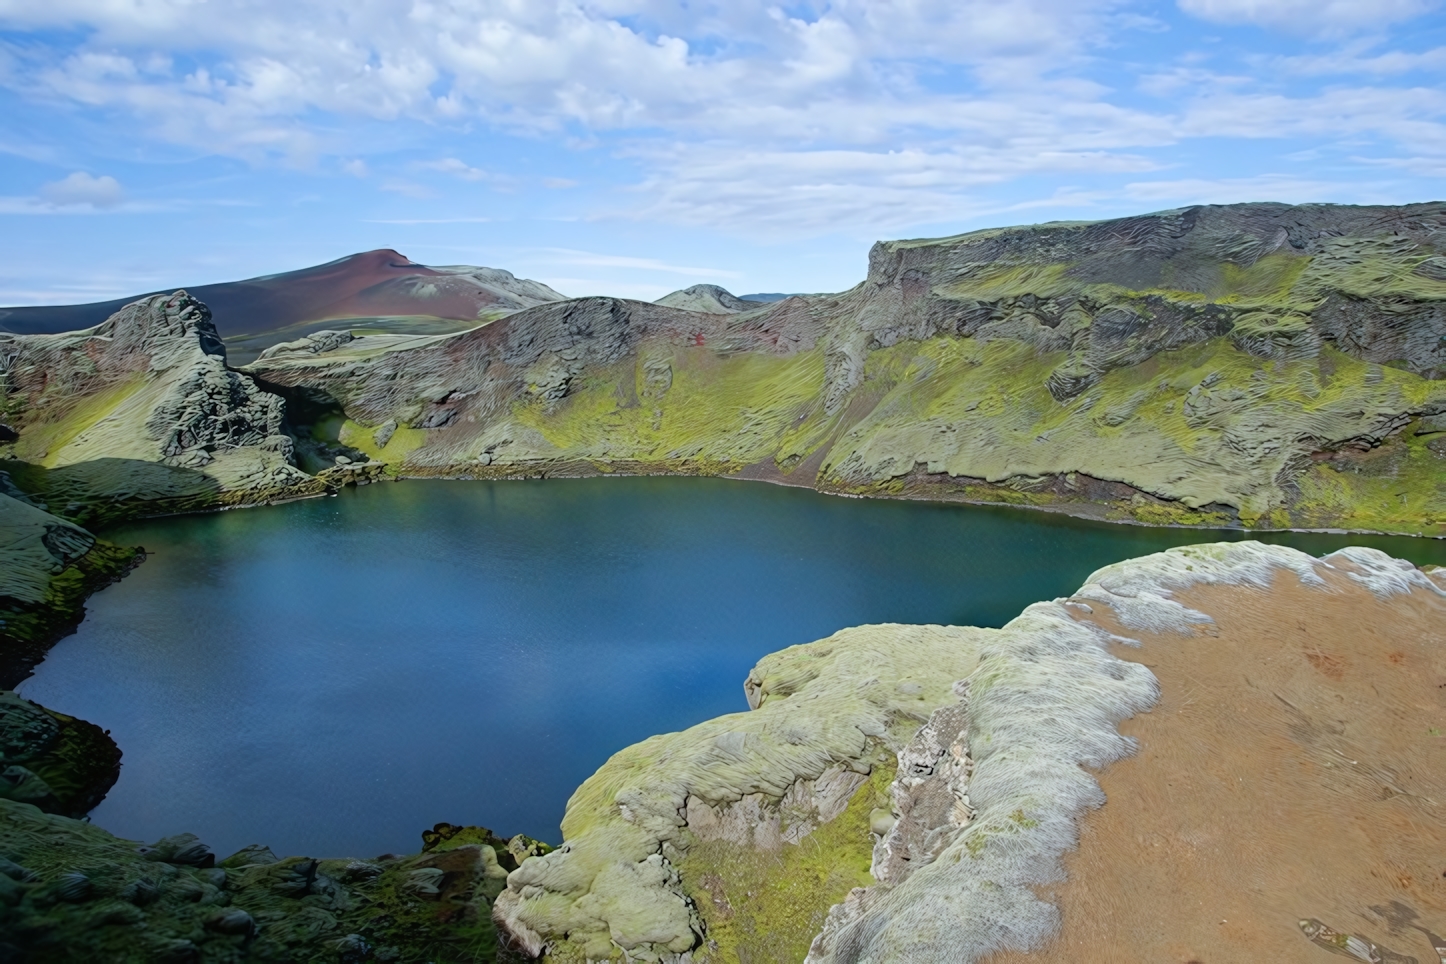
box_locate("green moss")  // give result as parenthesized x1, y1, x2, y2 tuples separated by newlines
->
(1214, 253, 1311, 305)
(1, 539, 142, 670)
(26, 704, 123, 817)
(678, 764, 894, 964)
(0, 800, 526, 963)
(1291, 431, 1446, 536)
(943, 262, 1076, 300)
(11, 376, 149, 467)
(337, 418, 427, 466)
(512, 346, 829, 467)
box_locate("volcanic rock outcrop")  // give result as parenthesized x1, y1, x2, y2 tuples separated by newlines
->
(249, 202, 1446, 536)
(0, 488, 138, 684)
(0, 290, 323, 524)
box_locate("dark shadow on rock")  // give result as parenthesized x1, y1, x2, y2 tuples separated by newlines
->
(1, 457, 226, 529)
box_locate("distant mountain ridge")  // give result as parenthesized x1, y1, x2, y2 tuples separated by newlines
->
(0, 249, 567, 344)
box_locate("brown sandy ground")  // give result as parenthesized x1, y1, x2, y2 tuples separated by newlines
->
(988, 567, 1446, 964)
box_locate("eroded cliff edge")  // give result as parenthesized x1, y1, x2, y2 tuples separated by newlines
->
(5, 202, 1446, 607)
(246, 202, 1446, 536)
(493, 542, 1446, 963)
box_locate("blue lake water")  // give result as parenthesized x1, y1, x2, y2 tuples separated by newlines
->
(18, 477, 1446, 860)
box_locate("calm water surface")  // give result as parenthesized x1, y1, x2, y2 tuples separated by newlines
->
(19, 477, 1446, 859)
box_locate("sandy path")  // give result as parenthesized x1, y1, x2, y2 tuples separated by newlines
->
(988, 566, 1446, 964)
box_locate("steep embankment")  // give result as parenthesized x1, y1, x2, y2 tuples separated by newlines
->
(0, 490, 138, 685)
(247, 202, 1446, 536)
(490, 542, 1446, 964)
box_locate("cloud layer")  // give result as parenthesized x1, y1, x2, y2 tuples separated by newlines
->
(1, 0, 1444, 246)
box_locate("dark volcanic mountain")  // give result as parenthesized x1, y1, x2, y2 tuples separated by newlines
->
(0, 249, 566, 343)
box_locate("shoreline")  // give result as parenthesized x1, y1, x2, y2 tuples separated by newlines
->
(90, 459, 1444, 541)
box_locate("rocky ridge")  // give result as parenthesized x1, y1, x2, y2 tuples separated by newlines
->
(0, 290, 322, 518)
(245, 202, 1446, 536)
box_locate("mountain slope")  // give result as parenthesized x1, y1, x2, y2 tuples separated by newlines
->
(246, 202, 1446, 535)
(655, 284, 761, 313)
(0, 250, 568, 363)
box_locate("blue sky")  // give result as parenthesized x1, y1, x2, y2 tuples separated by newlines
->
(1, 0, 1444, 304)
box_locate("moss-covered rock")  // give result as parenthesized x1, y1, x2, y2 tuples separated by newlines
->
(0, 691, 121, 818)
(492, 623, 986, 961)
(0, 805, 543, 963)
(0, 490, 142, 686)
(0, 290, 327, 526)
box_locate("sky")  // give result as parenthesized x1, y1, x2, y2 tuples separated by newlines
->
(0, 0, 1444, 305)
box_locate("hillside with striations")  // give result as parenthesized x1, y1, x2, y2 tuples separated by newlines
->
(246, 202, 1446, 536)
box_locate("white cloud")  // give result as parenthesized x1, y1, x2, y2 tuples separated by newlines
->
(0, 1, 1444, 244)
(38, 171, 124, 208)
(422, 157, 490, 181)
(0, 0, 1132, 158)
(1177, 0, 1438, 35)
(1274, 44, 1446, 76)
(623, 144, 1162, 236)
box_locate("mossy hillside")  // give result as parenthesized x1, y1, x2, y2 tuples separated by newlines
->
(510, 345, 830, 467)
(1211, 251, 1313, 304)
(940, 262, 1079, 300)
(818, 334, 1446, 529)
(1295, 235, 1446, 301)
(678, 764, 894, 964)
(335, 417, 427, 468)
(236, 204, 1446, 535)
(5, 375, 153, 468)
(1291, 426, 1446, 535)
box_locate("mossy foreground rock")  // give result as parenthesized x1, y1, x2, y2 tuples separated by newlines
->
(0, 490, 140, 685)
(491, 543, 1445, 963)
(244, 202, 1446, 536)
(0, 691, 120, 818)
(0, 806, 545, 963)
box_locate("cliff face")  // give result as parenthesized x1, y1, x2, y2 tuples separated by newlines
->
(0, 290, 324, 527)
(247, 202, 1446, 535)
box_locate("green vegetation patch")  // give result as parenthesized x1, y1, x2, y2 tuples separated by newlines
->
(1214, 252, 1311, 304)
(512, 345, 829, 467)
(678, 764, 894, 964)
